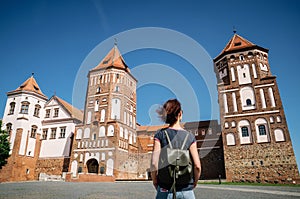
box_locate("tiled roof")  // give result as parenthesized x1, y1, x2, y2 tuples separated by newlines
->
(215, 33, 268, 61)
(137, 124, 168, 133)
(221, 33, 255, 54)
(54, 95, 83, 122)
(92, 45, 130, 72)
(14, 76, 47, 98)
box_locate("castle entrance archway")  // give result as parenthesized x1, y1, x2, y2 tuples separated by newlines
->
(86, 158, 99, 174)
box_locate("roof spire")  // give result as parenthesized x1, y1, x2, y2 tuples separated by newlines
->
(233, 26, 237, 34)
(114, 38, 117, 46)
(31, 72, 34, 77)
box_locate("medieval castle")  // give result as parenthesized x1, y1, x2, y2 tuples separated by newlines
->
(0, 33, 299, 184)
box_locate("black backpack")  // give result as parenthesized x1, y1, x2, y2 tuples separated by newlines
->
(158, 130, 193, 199)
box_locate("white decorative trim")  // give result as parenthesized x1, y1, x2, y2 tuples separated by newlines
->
(254, 83, 274, 88)
(198, 146, 221, 150)
(220, 88, 239, 93)
(74, 147, 115, 152)
(225, 110, 280, 118)
(118, 148, 128, 152)
(196, 138, 220, 142)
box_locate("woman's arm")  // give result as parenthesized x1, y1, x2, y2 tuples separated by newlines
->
(189, 142, 201, 188)
(150, 139, 161, 189)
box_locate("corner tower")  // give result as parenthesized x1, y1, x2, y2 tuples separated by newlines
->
(69, 44, 138, 180)
(214, 33, 299, 183)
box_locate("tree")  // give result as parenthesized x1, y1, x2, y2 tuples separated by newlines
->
(0, 120, 10, 169)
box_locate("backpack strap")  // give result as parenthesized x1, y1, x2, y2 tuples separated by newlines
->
(164, 130, 173, 149)
(181, 133, 189, 150)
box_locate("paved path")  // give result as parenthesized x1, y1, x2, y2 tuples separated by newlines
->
(0, 181, 299, 199)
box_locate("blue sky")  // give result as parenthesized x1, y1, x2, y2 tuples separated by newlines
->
(0, 0, 300, 170)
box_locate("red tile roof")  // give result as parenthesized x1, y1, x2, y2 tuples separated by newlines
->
(221, 33, 255, 54)
(13, 76, 47, 98)
(92, 45, 130, 72)
(53, 95, 83, 122)
(214, 33, 268, 61)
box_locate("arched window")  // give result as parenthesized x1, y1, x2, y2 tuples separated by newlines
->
(119, 127, 124, 138)
(239, 54, 244, 60)
(107, 125, 114, 136)
(258, 125, 266, 135)
(84, 128, 90, 138)
(34, 104, 41, 117)
(30, 125, 38, 138)
(86, 111, 92, 124)
(226, 133, 235, 146)
(9, 102, 15, 115)
(99, 126, 105, 137)
(240, 86, 255, 110)
(124, 129, 128, 140)
(96, 87, 101, 93)
(76, 129, 83, 139)
(230, 55, 235, 61)
(95, 100, 99, 112)
(111, 98, 121, 120)
(255, 118, 270, 143)
(274, 128, 285, 142)
(246, 99, 252, 106)
(100, 109, 105, 122)
(241, 126, 249, 137)
(6, 123, 12, 132)
(20, 101, 30, 114)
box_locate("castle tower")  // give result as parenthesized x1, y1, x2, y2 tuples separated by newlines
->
(0, 75, 47, 181)
(69, 44, 138, 180)
(214, 33, 299, 183)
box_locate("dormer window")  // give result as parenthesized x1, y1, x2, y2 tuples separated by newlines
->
(20, 101, 30, 114)
(234, 42, 242, 46)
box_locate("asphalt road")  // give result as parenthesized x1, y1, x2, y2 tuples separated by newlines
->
(0, 181, 299, 199)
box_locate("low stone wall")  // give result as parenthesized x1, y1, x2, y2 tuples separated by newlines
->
(66, 173, 115, 182)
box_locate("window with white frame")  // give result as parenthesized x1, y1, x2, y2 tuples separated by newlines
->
(34, 104, 41, 117)
(60, 127, 66, 138)
(20, 101, 30, 114)
(54, 108, 59, 117)
(42, 129, 48, 140)
(50, 128, 57, 139)
(45, 109, 50, 118)
(30, 125, 37, 138)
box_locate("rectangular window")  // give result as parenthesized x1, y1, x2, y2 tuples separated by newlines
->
(34, 105, 41, 117)
(59, 127, 66, 138)
(50, 128, 57, 139)
(20, 103, 29, 114)
(54, 108, 59, 117)
(258, 125, 267, 136)
(9, 102, 15, 115)
(241, 127, 249, 137)
(30, 126, 37, 138)
(45, 109, 50, 118)
(42, 129, 48, 140)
